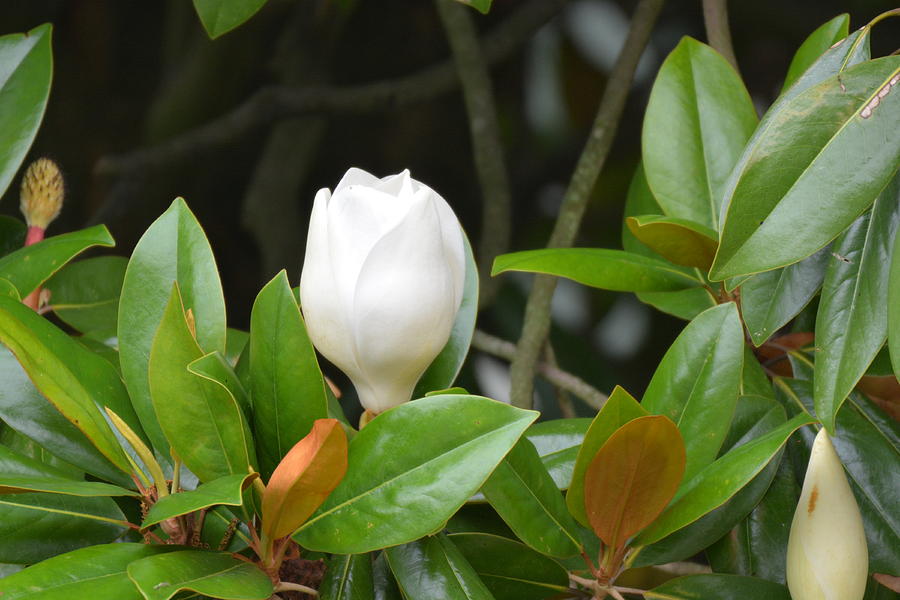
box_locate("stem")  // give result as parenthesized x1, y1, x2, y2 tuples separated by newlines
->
(274, 581, 319, 596)
(435, 0, 512, 308)
(508, 0, 665, 409)
(22, 226, 45, 310)
(702, 0, 739, 72)
(472, 330, 608, 410)
(170, 451, 181, 494)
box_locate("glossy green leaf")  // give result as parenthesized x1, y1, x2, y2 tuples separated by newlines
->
(742, 347, 774, 399)
(192, 0, 269, 39)
(414, 236, 478, 397)
(250, 270, 328, 477)
(149, 284, 255, 484)
(142, 473, 256, 530)
(815, 178, 900, 432)
(450, 533, 569, 600)
(0, 295, 141, 475)
(0, 445, 128, 564)
(643, 303, 744, 483)
(0, 24, 52, 198)
(0, 474, 136, 497)
(0, 543, 178, 600)
(188, 350, 250, 413)
(0, 225, 115, 298)
(711, 56, 900, 280)
(635, 412, 815, 545)
(385, 533, 493, 600)
(525, 418, 590, 490)
(782, 14, 850, 92)
(642, 37, 757, 231)
(891, 216, 900, 380)
(0, 427, 81, 478)
(44, 256, 127, 339)
(373, 552, 403, 600)
(481, 437, 582, 558)
(446, 504, 516, 540)
(741, 246, 829, 346)
(294, 395, 538, 553)
(637, 287, 718, 321)
(632, 395, 786, 568)
(0, 347, 129, 485)
(647, 574, 791, 599)
(0, 216, 26, 258)
(584, 415, 685, 550)
(119, 198, 227, 459)
(492, 248, 701, 292)
(0, 277, 18, 299)
(454, 0, 492, 14)
(225, 327, 249, 365)
(320, 554, 375, 600)
(566, 386, 648, 527)
(127, 550, 273, 600)
(626, 215, 719, 270)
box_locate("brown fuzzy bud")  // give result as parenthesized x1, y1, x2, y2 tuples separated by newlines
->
(19, 158, 64, 230)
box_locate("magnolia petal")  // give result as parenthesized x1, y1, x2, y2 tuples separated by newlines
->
(334, 167, 381, 194)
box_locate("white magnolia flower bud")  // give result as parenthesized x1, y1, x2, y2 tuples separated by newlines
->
(786, 428, 868, 600)
(299, 168, 466, 415)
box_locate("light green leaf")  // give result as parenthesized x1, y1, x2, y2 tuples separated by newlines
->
(127, 550, 273, 600)
(525, 418, 591, 490)
(142, 473, 256, 530)
(192, 0, 269, 39)
(44, 256, 128, 339)
(782, 14, 850, 92)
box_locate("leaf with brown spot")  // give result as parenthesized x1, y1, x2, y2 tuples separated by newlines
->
(261, 418, 348, 540)
(583, 415, 685, 550)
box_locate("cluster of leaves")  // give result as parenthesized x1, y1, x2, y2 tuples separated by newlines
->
(0, 9, 897, 600)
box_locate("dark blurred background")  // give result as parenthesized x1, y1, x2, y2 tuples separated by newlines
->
(0, 0, 896, 418)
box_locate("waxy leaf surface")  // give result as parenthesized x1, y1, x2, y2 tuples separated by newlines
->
(127, 550, 273, 600)
(385, 534, 493, 600)
(44, 256, 128, 339)
(525, 418, 590, 490)
(626, 215, 719, 270)
(142, 473, 256, 530)
(647, 574, 791, 599)
(782, 14, 850, 92)
(319, 553, 375, 600)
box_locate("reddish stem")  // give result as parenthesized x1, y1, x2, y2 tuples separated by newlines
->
(22, 226, 46, 310)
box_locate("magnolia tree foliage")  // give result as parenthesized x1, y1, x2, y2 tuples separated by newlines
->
(0, 3, 898, 600)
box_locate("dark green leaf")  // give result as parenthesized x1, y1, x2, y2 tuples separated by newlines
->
(414, 236, 478, 397)
(711, 56, 900, 280)
(149, 285, 255, 484)
(492, 248, 701, 292)
(0, 24, 52, 198)
(385, 533, 493, 600)
(0, 543, 177, 600)
(0, 427, 81, 478)
(127, 550, 273, 600)
(637, 287, 718, 321)
(643, 303, 745, 482)
(119, 198, 227, 459)
(294, 395, 537, 553)
(815, 177, 900, 432)
(525, 418, 590, 490)
(566, 386, 648, 527)
(642, 37, 757, 231)
(373, 553, 403, 600)
(0, 216, 26, 258)
(0, 474, 136, 497)
(320, 554, 375, 600)
(453, 0, 492, 14)
(782, 14, 850, 92)
(192, 0, 269, 39)
(626, 215, 719, 270)
(250, 270, 328, 477)
(741, 347, 774, 399)
(142, 473, 256, 530)
(891, 215, 900, 380)
(741, 246, 829, 347)
(0, 225, 115, 298)
(647, 574, 791, 599)
(481, 438, 582, 558)
(450, 533, 570, 600)
(44, 256, 128, 339)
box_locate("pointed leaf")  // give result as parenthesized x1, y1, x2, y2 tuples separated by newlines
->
(0, 225, 115, 298)
(142, 473, 257, 530)
(192, 0, 269, 39)
(584, 415, 685, 549)
(480, 438, 582, 557)
(647, 574, 791, 599)
(127, 550, 273, 600)
(492, 248, 701, 292)
(711, 56, 900, 279)
(626, 215, 719, 269)
(0, 295, 141, 475)
(119, 198, 227, 459)
(385, 534, 493, 600)
(566, 386, 648, 527)
(149, 284, 255, 483)
(262, 418, 348, 540)
(44, 256, 128, 340)
(0, 543, 178, 600)
(320, 554, 375, 600)
(814, 176, 900, 432)
(294, 395, 538, 553)
(0, 24, 52, 198)
(782, 14, 850, 92)
(454, 0, 492, 14)
(635, 413, 815, 545)
(642, 303, 745, 482)
(741, 246, 829, 346)
(642, 37, 757, 230)
(250, 270, 329, 477)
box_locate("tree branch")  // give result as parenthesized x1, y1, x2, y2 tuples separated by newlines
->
(702, 0, 739, 72)
(435, 0, 512, 308)
(472, 330, 608, 411)
(94, 0, 565, 179)
(507, 0, 665, 409)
